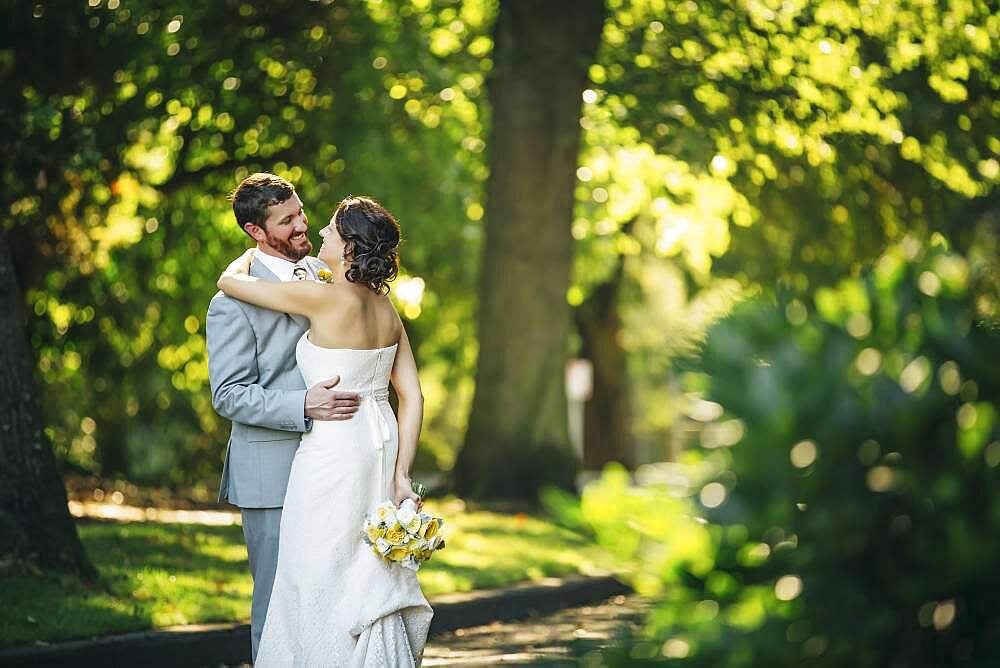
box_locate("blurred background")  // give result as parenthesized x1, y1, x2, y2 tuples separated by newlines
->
(1, 0, 998, 665)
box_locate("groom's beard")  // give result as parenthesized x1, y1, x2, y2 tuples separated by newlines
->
(266, 230, 313, 261)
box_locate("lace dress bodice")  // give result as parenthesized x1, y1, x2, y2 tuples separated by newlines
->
(296, 332, 397, 396)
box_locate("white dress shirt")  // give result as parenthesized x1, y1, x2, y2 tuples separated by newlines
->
(253, 250, 314, 282)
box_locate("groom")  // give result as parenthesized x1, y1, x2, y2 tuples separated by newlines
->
(206, 172, 360, 661)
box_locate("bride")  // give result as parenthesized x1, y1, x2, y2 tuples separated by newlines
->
(217, 195, 433, 666)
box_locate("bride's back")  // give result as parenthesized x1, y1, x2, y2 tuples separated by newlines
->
(307, 283, 401, 351)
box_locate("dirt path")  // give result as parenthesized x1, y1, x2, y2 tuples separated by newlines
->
(422, 593, 650, 666)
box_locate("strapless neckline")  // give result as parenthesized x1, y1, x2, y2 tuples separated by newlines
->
(300, 331, 399, 353)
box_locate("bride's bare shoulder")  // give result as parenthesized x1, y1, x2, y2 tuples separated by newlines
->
(382, 295, 404, 337)
(323, 283, 364, 304)
(326, 285, 394, 314)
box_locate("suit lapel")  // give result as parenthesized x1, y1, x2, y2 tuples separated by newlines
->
(249, 258, 280, 281)
(250, 259, 310, 332)
(305, 256, 332, 276)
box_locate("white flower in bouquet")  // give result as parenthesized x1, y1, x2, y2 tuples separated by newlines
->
(374, 537, 391, 556)
(397, 498, 418, 526)
(375, 500, 397, 524)
(396, 499, 423, 535)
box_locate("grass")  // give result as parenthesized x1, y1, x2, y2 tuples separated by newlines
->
(0, 497, 619, 649)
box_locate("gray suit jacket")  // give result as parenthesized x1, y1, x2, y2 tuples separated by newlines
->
(206, 257, 325, 508)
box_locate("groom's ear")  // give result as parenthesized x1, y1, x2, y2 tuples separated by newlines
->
(244, 223, 267, 243)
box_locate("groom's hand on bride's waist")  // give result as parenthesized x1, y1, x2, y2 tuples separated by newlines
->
(304, 376, 361, 421)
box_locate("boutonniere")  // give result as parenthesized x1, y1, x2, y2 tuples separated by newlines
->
(316, 268, 334, 283)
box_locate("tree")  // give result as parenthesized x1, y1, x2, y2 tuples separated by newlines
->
(574, 218, 636, 470)
(3, 0, 489, 487)
(0, 227, 93, 577)
(452, 0, 607, 499)
(553, 0, 998, 467)
(585, 0, 996, 287)
(3, 0, 386, 482)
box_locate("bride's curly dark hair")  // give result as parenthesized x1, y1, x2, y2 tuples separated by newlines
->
(333, 195, 401, 295)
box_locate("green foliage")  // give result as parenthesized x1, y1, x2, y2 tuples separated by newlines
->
(552, 240, 1000, 665)
(589, 0, 998, 286)
(4, 0, 997, 504)
(3, 2, 998, 659)
(2, 0, 495, 483)
(567, 0, 998, 333)
(566, 0, 998, 460)
(684, 245, 998, 666)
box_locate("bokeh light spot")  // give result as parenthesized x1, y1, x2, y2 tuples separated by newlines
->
(790, 440, 818, 468)
(855, 348, 882, 375)
(932, 600, 956, 630)
(661, 638, 690, 658)
(938, 361, 961, 394)
(866, 466, 895, 492)
(775, 575, 803, 601)
(700, 482, 726, 508)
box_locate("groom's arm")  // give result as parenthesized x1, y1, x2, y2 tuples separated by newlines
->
(206, 293, 307, 432)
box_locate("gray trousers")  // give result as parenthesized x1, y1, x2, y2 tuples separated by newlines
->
(241, 507, 282, 663)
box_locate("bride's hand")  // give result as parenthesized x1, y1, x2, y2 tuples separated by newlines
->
(392, 476, 423, 512)
(217, 248, 255, 288)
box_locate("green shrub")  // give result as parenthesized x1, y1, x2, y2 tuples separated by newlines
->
(556, 242, 1000, 666)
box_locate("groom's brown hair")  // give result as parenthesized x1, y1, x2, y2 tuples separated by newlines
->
(229, 172, 295, 237)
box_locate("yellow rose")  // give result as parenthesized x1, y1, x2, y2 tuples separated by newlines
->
(421, 518, 440, 540)
(317, 268, 334, 283)
(385, 523, 407, 546)
(386, 546, 408, 562)
(365, 523, 386, 543)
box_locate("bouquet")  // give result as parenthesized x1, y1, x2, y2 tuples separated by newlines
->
(361, 495, 446, 571)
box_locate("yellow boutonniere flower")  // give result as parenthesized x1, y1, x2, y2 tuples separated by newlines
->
(316, 268, 334, 283)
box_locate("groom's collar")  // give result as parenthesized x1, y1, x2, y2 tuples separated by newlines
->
(249, 258, 280, 282)
(248, 254, 311, 331)
(252, 250, 299, 282)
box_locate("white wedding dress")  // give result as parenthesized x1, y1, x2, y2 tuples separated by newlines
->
(254, 333, 433, 667)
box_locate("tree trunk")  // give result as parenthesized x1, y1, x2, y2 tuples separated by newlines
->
(453, 0, 607, 499)
(0, 227, 94, 577)
(575, 246, 634, 471)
